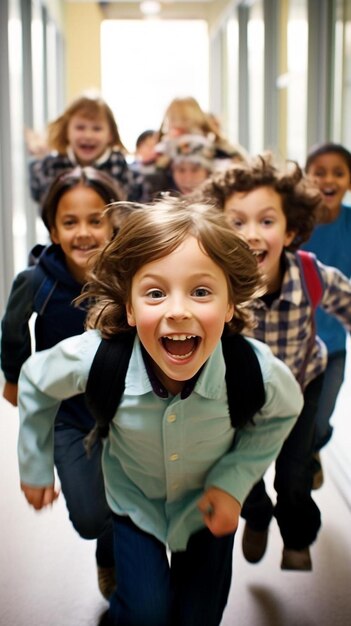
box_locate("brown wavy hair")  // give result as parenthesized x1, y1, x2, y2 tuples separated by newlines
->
(198, 152, 325, 250)
(47, 94, 127, 154)
(81, 195, 264, 337)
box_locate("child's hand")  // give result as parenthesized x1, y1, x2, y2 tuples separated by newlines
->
(20, 482, 60, 510)
(197, 487, 241, 537)
(3, 381, 18, 406)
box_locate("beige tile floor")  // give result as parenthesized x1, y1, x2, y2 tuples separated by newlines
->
(0, 382, 350, 626)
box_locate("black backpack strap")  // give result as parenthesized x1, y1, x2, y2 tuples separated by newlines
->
(221, 333, 265, 429)
(84, 332, 135, 454)
(32, 265, 58, 315)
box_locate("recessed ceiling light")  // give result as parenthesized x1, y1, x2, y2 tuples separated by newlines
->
(140, 1, 161, 16)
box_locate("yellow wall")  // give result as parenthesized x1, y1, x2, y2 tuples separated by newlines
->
(64, 2, 103, 103)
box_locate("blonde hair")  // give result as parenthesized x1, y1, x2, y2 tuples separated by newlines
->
(47, 94, 127, 154)
(81, 196, 264, 337)
(159, 97, 246, 161)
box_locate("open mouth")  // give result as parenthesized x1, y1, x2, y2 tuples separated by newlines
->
(251, 249, 267, 264)
(322, 188, 337, 198)
(161, 334, 199, 359)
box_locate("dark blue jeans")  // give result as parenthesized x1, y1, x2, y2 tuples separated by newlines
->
(105, 514, 235, 626)
(241, 374, 323, 550)
(314, 351, 346, 451)
(54, 424, 114, 567)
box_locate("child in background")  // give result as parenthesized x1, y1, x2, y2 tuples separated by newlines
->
(144, 133, 215, 199)
(130, 129, 158, 176)
(17, 197, 303, 626)
(1, 166, 125, 599)
(200, 153, 351, 570)
(29, 93, 144, 204)
(158, 95, 247, 163)
(304, 142, 351, 488)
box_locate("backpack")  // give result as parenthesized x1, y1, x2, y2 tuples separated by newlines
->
(84, 331, 266, 453)
(297, 250, 324, 310)
(29, 245, 59, 315)
(296, 250, 324, 386)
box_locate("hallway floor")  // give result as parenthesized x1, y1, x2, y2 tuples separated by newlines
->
(0, 386, 350, 626)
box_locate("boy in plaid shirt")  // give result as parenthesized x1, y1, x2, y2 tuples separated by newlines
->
(200, 153, 351, 570)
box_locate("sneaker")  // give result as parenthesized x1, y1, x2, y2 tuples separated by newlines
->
(242, 523, 268, 563)
(312, 452, 324, 490)
(97, 565, 116, 600)
(281, 547, 312, 571)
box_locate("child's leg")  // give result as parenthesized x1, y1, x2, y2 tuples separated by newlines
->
(241, 479, 274, 531)
(108, 515, 171, 626)
(170, 527, 235, 626)
(313, 351, 346, 451)
(274, 373, 323, 551)
(240, 479, 274, 563)
(54, 425, 114, 566)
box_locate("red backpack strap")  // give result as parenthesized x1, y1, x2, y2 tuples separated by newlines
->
(297, 250, 324, 309)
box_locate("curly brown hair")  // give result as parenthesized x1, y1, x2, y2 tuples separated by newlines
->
(81, 196, 265, 337)
(198, 152, 325, 250)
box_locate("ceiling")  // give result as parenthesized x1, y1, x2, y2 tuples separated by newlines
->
(65, 1, 235, 23)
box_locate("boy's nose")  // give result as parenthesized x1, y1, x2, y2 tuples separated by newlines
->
(244, 223, 260, 241)
(165, 295, 191, 320)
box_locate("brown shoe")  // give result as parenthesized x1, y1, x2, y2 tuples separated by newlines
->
(281, 547, 312, 571)
(242, 523, 268, 563)
(97, 566, 116, 600)
(312, 452, 324, 490)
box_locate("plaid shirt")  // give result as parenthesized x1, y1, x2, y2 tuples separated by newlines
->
(244, 251, 351, 389)
(29, 147, 145, 204)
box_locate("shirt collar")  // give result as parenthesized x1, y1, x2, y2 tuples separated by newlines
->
(124, 336, 226, 400)
(252, 251, 305, 309)
(66, 145, 112, 166)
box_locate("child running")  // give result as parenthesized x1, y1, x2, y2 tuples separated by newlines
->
(200, 153, 351, 570)
(304, 142, 351, 488)
(1, 166, 125, 599)
(16, 196, 303, 626)
(28, 93, 143, 204)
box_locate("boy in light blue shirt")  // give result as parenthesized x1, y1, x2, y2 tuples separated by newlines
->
(18, 197, 302, 626)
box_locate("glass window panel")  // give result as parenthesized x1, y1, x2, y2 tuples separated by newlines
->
(247, 1, 264, 154)
(286, 0, 308, 162)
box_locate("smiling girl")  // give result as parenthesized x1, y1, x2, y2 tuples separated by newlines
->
(1, 166, 125, 600)
(29, 93, 143, 204)
(16, 196, 303, 626)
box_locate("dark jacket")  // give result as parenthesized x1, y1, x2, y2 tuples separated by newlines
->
(1, 244, 94, 431)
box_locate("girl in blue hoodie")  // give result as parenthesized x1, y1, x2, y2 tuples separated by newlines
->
(1, 166, 125, 599)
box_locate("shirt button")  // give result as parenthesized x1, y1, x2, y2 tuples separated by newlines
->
(167, 414, 176, 423)
(169, 453, 179, 461)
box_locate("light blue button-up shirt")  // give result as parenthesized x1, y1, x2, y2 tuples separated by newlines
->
(18, 329, 302, 551)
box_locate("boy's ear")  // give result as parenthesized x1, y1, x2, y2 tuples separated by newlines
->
(225, 303, 235, 323)
(284, 230, 297, 248)
(126, 302, 136, 327)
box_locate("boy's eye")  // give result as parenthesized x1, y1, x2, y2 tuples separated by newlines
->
(193, 287, 211, 297)
(230, 218, 243, 228)
(262, 218, 274, 226)
(146, 289, 165, 299)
